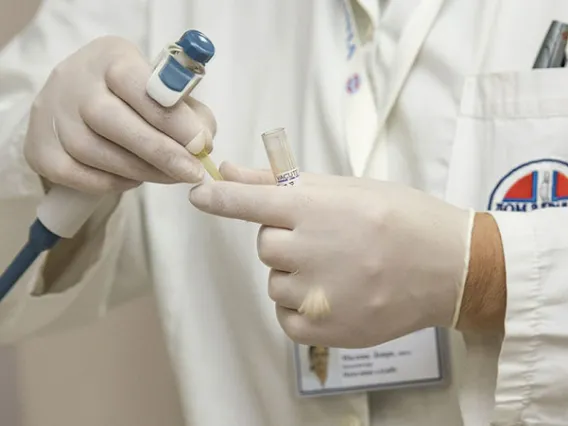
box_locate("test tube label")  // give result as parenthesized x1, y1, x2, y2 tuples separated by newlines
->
(276, 168, 300, 186)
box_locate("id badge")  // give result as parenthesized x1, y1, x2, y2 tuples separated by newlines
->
(294, 328, 449, 397)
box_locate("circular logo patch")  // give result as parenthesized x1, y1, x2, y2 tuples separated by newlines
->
(488, 159, 568, 211)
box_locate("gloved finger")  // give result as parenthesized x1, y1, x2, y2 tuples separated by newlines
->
(185, 97, 216, 154)
(27, 145, 141, 195)
(275, 306, 316, 345)
(80, 91, 204, 183)
(186, 127, 213, 155)
(257, 225, 297, 270)
(58, 119, 177, 184)
(276, 305, 347, 347)
(219, 162, 352, 187)
(220, 162, 275, 185)
(189, 181, 299, 229)
(268, 269, 305, 309)
(104, 55, 217, 154)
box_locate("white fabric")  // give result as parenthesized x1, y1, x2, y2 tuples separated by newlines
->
(442, 47, 568, 425)
(1, 0, 568, 425)
(492, 209, 568, 425)
(188, 167, 475, 348)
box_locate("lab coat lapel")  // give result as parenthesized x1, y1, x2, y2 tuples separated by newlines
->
(351, 0, 379, 41)
(342, 0, 379, 177)
(346, 0, 445, 177)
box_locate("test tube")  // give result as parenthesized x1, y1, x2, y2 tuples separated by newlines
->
(261, 127, 330, 319)
(261, 128, 300, 186)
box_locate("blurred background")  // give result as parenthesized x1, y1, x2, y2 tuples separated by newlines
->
(0, 344, 20, 425)
(0, 3, 184, 424)
(0, 296, 186, 426)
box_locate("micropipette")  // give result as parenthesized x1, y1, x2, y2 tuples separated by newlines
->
(0, 29, 221, 302)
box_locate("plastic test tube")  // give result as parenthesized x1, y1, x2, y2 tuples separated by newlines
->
(261, 128, 300, 186)
(261, 128, 331, 319)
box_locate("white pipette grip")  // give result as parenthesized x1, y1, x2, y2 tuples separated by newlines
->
(37, 186, 102, 239)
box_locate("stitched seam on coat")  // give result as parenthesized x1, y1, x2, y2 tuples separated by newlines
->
(518, 218, 543, 422)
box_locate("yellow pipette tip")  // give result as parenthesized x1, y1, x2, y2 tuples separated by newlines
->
(195, 151, 224, 181)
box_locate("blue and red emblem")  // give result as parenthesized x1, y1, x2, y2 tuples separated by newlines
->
(488, 159, 568, 211)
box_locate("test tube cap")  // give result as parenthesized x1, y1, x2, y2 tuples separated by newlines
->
(178, 30, 216, 64)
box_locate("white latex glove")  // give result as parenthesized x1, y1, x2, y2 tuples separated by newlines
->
(25, 36, 216, 194)
(188, 163, 475, 348)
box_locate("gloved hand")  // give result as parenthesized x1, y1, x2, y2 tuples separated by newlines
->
(188, 163, 475, 348)
(25, 36, 216, 194)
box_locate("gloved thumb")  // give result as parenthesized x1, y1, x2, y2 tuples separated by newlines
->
(219, 162, 275, 185)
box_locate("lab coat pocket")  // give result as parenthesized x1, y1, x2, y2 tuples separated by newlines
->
(445, 69, 568, 212)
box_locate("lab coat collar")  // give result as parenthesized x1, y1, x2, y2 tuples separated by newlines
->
(343, 0, 447, 177)
(359, 0, 446, 177)
(355, 0, 380, 25)
(349, 0, 379, 43)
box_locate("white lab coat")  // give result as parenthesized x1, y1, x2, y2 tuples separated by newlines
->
(1, 0, 568, 425)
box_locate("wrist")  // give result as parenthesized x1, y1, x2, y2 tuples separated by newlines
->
(455, 212, 507, 333)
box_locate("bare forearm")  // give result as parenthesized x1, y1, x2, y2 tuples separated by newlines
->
(456, 213, 507, 333)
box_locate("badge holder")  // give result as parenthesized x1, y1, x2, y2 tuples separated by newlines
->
(293, 328, 451, 397)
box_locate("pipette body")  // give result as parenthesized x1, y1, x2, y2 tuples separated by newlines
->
(0, 30, 218, 302)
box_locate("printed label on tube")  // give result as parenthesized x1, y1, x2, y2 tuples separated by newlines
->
(276, 168, 300, 186)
